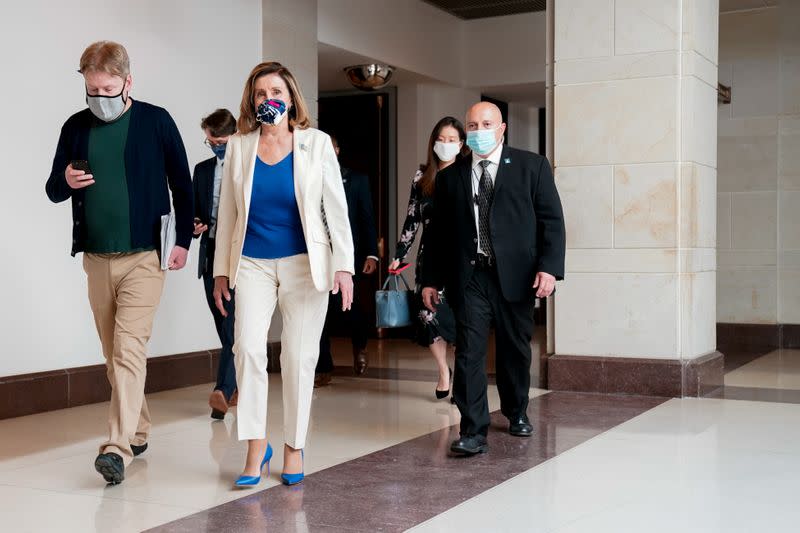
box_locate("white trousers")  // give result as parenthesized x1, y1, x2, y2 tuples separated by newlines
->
(234, 254, 329, 447)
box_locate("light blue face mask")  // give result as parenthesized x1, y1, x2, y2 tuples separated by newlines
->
(466, 127, 500, 156)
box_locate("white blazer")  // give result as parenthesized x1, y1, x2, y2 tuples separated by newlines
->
(213, 127, 355, 292)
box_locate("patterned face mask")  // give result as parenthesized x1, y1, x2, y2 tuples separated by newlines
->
(256, 98, 288, 125)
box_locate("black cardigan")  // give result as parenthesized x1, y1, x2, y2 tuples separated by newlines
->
(46, 100, 194, 256)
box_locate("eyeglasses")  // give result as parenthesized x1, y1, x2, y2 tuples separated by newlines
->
(204, 138, 227, 148)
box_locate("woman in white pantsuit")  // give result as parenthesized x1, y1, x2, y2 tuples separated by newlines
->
(213, 62, 354, 487)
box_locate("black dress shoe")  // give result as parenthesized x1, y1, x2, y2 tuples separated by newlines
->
(131, 443, 148, 457)
(450, 434, 488, 456)
(94, 452, 125, 485)
(353, 348, 368, 375)
(509, 414, 533, 437)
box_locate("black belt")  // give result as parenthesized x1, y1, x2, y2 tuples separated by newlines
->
(475, 254, 494, 269)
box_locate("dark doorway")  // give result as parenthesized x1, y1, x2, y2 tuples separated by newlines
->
(318, 89, 396, 340)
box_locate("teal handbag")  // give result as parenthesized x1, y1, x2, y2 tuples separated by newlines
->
(375, 273, 413, 328)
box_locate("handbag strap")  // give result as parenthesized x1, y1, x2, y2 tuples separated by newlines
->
(381, 273, 411, 291)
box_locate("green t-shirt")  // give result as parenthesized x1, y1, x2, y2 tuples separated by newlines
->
(84, 108, 141, 253)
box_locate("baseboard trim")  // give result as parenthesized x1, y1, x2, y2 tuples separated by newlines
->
(717, 322, 800, 351)
(546, 351, 724, 397)
(717, 323, 780, 352)
(0, 342, 282, 420)
(784, 324, 800, 349)
(11, 324, 774, 418)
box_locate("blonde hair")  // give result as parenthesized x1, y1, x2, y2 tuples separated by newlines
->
(79, 41, 130, 78)
(237, 62, 311, 133)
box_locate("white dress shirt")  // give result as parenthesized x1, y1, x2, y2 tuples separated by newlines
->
(209, 157, 223, 238)
(470, 139, 504, 255)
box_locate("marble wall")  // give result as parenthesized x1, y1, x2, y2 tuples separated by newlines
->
(717, 1, 800, 324)
(552, 0, 719, 360)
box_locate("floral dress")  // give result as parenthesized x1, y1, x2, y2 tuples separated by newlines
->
(393, 170, 456, 347)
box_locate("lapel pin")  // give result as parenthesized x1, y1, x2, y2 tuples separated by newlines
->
(300, 143, 308, 151)
(503, 157, 511, 164)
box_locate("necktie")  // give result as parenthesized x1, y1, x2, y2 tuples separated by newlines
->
(477, 160, 494, 261)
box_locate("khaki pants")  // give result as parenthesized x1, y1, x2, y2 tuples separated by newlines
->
(83, 251, 165, 466)
(234, 254, 328, 447)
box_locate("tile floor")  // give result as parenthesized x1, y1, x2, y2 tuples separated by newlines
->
(0, 373, 503, 532)
(724, 349, 800, 390)
(3, 339, 800, 532)
(411, 397, 800, 533)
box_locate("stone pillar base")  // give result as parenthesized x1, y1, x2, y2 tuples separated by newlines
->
(547, 351, 724, 397)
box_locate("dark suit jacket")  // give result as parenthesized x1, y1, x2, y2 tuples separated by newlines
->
(421, 146, 565, 309)
(341, 167, 379, 277)
(192, 156, 217, 279)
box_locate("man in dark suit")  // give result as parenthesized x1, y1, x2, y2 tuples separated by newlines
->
(315, 135, 379, 386)
(422, 102, 565, 456)
(192, 109, 238, 419)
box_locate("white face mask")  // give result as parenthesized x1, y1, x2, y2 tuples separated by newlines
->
(433, 141, 462, 162)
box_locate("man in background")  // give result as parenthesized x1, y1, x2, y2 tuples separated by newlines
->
(315, 135, 379, 386)
(422, 102, 565, 457)
(192, 108, 238, 419)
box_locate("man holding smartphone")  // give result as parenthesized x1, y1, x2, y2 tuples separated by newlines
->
(45, 41, 193, 485)
(191, 108, 238, 419)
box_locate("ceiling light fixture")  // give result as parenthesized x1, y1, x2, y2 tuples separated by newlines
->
(344, 64, 395, 91)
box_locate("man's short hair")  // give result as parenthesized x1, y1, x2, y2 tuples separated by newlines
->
(79, 41, 130, 78)
(201, 109, 237, 137)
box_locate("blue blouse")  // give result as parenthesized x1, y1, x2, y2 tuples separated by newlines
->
(242, 153, 308, 259)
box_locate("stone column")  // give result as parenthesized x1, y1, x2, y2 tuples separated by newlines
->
(547, 0, 721, 396)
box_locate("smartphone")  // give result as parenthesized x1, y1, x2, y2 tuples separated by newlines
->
(71, 160, 91, 173)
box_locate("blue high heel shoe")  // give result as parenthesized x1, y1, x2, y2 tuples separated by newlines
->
(281, 449, 304, 486)
(234, 443, 273, 488)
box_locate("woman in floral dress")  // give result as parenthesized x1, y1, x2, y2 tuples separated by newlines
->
(389, 116, 469, 399)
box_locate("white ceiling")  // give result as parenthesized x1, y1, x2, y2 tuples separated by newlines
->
(319, 1, 773, 104)
(318, 43, 543, 106)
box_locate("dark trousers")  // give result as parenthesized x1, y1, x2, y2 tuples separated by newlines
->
(453, 265, 534, 437)
(316, 287, 368, 373)
(202, 239, 237, 400)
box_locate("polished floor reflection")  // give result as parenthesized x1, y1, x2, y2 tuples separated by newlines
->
(0, 339, 510, 533)
(4, 338, 800, 532)
(412, 397, 800, 533)
(724, 349, 800, 390)
(710, 349, 800, 404)
(148, 392, 664, 533)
